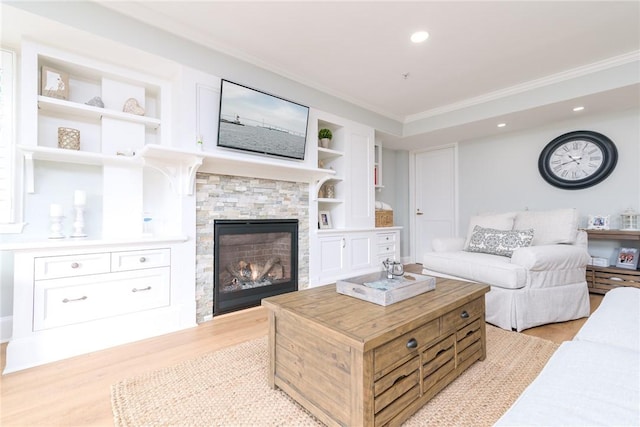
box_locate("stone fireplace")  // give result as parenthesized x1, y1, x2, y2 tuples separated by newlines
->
(195, 173, 309, 322)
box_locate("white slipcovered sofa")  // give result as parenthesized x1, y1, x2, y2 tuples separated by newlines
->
(422, 209, 591, 331)
(495, 286, 640, 426)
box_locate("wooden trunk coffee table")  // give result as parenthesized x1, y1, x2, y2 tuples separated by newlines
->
(262, 277, 490, 426)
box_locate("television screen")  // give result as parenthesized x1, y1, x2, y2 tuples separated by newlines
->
(217, 80, 309, 160)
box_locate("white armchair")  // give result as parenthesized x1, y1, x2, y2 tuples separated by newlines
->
(422, 209, 591, 331)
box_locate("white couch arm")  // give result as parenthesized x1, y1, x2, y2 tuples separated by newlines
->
(432, 237, 465, 252)
(511, 244, 591, 270)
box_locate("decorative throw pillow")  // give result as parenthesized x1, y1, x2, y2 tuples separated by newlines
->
(465, 226, 535, 257)
(464, 212, 517, 249)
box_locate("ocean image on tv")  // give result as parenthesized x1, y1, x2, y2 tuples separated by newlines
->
(218, 81, 309, 160)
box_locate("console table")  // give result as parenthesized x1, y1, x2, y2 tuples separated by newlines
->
(262, 278, 489, 426)
(585, 229, 640, 294)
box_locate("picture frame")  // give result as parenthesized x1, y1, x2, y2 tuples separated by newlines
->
(318, 211, 332, 229)
(41, 66, 69, 100)
(616, 247, 639, 270)
(587, 214, 610, 230)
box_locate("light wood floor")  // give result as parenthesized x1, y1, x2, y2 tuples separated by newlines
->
(0, 278, 602, 427)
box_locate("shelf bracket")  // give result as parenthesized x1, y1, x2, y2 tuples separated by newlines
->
(142, 155, 203, 196)
(313, 175, 335, 201)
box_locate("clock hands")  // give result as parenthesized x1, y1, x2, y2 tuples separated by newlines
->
(561, 155, 583, 166)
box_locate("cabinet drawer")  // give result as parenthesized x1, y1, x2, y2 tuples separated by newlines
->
(422, 334, 455, 393)
(374, 356, 420, 426)
(374, 319, 439, 377)
(457, 318, 483, 365)
(111, 248, 170, 271)
(377, 243, 396, 256)
(441, 297, 484, 332)
(34, 253, 111, 280)
(376, 233, 397, 244)
(33, 267, 170, 331)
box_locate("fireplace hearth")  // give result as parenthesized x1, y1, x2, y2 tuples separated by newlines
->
(213, 219, 298, 315)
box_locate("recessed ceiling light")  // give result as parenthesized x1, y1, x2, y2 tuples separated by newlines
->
(573, 106, 585, 112)
(410, 31, 430, 43)
(497, 123, 507, 128)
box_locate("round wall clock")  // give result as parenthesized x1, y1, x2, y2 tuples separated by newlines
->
(538, 130, 618, 190)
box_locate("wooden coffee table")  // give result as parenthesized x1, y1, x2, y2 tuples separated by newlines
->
(262, 277, 490, 426)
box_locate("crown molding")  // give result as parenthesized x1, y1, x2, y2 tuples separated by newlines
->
(404, 50, 640, 124)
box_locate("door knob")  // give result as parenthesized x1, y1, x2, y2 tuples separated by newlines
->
(416, 209, 424, 216)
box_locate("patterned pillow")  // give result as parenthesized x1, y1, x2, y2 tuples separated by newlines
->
(465, 226, 534, 257)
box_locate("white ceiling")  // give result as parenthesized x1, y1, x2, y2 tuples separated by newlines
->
(3, 1, 640, 150)
(97, 1, 640, 122)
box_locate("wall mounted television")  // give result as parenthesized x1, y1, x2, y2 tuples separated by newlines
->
(217, 80, 310, 161)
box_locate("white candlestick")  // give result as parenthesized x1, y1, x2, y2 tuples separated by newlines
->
(70, 206, 87, 238)
(74, 190, 86, 207)
(50, 204, 63, 217)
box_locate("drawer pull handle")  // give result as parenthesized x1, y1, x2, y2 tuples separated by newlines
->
(393, 374, 407, 386)
(139, 257, 146, 263)
(71, 262, 80, 269)
(436, 348, 448, 357)
(132, 286, 152, 293)
(460, 310, 469, 319)
(62, 296, 87, 303)
(406, 338, 418, 349)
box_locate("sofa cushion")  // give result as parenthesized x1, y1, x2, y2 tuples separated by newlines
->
(574, 287, 640, 352)
(466, 226, 534, 257)
(422, 251, 526, 289)
(464, 212, 516, 248)
(513, 208, 578, 245)
(495, 340, 640, 426)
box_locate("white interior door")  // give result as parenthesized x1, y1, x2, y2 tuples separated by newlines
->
(412, 145, 457, 264)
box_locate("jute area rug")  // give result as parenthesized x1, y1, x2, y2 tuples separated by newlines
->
(111, 325, 558, 426)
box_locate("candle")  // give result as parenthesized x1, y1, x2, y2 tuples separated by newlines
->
(50, 204, 63, 217)
(74, 190, 86, 206)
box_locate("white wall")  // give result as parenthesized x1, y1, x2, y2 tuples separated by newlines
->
(457, 107, 640, 239)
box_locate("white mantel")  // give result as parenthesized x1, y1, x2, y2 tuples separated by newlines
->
(138, 144, 335, 196)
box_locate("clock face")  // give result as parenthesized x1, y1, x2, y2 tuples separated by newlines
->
(538, 131, 617, 190)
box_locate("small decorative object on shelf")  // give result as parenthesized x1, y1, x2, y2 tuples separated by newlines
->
(318, 210, 332, 229)
(587, 214, 609, 230)
(58, 127, 80, 150)
(123, 97, 145, 116)
(318, 128, 332, 148)
(615, 247, 639, 270)
(620, 209, 640, 230)
(41, 66, 69, 99)
(324, 183, 335, 198)
(48, 203, 65, 239)
(85, 96, 104, 108)
(142, 212, 153, 236)
(70, 190, 87, 238)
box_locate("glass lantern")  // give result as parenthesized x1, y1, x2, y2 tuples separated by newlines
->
(620, 209, 640, 230)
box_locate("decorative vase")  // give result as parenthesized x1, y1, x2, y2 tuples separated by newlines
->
(58, 127, 80, 150)
(325, 184, 335, 198)
(320, 138, 331, 148)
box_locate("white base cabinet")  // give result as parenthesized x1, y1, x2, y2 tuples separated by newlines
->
(4, 240, 195, 374)
(312, 227, 401, 286)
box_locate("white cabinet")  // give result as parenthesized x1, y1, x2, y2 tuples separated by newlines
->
(315, 231, 373, 284)
(312, 228, 401, 286)
(4, 242, 192, 374)
(376, 229, 400, 263)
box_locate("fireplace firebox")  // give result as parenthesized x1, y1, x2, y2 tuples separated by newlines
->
(213, 219, 298, 315)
